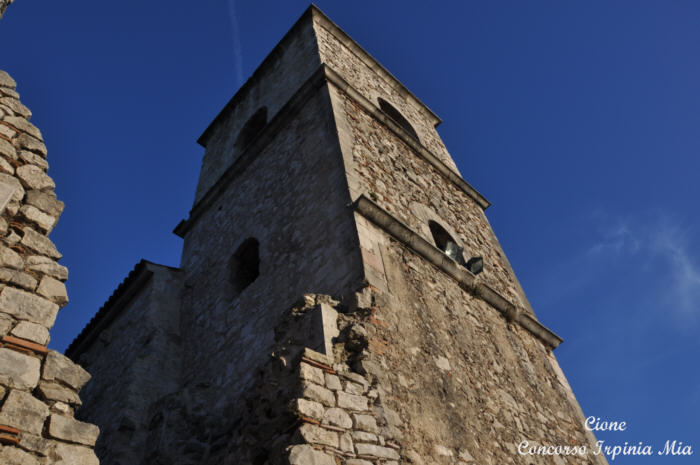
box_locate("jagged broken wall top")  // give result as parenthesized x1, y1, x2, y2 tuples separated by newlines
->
(0, 48, 100, 465)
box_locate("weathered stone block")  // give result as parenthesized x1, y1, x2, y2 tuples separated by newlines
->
(298, 423, 338, 447)
(301, 380, 335, 407)
(10, 320, 49, 345)
(20, 150, 49, 170)
(37, 275, 68, 305)
(26, 255, 68, 281)
(0, 245, 23, 269)
(43, 350, 91, 390)
(324, 372, 342, 391)
(0, 286, 59, 326)
(49, 442, 99, 465)
(0, 155, 13, 174)
(0, 312, 13, 335)
(20, 204, 57, 232)
(322, 407, 352, 428)
(0, 96, 31, 118)
(0, 138, 16, 160)
(38, 381, 82, 405)
(346, 459, 373, 465)
(337, 391, 368, 411)
(48, 414, 100, 446)
(344, 380, 365, 395)
(0, 173, 24, 201)
(288, 444, 335, 465)
(299, 361, 325, 385)
(3, 116, 42, 140)
(0, 445, 40, 465)
(21, 227, 61, 259)
(340, 432, 354, 452)
(0, 347, 41, 389)
(295, 398, 324, 419)
(18, 432, 51, 457)
(355, 443, 400, 460)
(16, 164, 54, 190)
(0, 70, 17, 89)
(26, 190, 63, 217)
(17, 133, 47, 157)
(351, 430, 378, 443)
(0, 267, 38, 290)
(0, 389, 49, 435)
(353, 413, 379, 433)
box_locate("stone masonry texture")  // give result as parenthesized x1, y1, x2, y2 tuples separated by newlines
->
(0, 45, 100, 465)
(67, 5, 608, 465)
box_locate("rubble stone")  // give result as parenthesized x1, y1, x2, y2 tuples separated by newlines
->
(0, 285, 59, 326)
(0, 389, 50, 435)
(10, 320, 50, 344)
(37, 275, 68, 305)
(42, 350, 91, 390)
(20, 227, 62, 258)
(16, 164, 54, 190)
(48, 414, 100, 446)
(0, 348, 41, 389)
(288, 444, 335, 465)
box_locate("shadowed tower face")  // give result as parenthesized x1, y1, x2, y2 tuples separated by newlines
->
(69, 6, 608, 465)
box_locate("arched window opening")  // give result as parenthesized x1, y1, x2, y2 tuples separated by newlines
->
(429, 221, 466, 267)
(234, 107, 268, 151)
(377, 98, 419, 141)
(229, 238, 260, 293)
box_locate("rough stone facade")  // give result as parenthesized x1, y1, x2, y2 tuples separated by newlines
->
(0, 63, 100, 465)
(68, 6, 608, 465)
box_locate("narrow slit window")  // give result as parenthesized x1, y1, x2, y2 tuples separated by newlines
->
(377, 97, 419, 141)
(230, 238, 260, 293)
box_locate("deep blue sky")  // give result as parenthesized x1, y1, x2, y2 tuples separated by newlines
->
(1, 1, 698, 462)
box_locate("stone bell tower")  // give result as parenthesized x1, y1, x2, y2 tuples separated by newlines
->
(69, 5, 608, 465)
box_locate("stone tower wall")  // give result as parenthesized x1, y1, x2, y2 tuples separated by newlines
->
(329, 84, 532, 314)
(0, 70, 99, 464)
(177, 81, 363, 400)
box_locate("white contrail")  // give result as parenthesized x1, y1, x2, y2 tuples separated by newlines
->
(227, 0, 244, 86)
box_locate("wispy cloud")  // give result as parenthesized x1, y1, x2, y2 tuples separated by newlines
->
(587, 211, 700, 322)
(227, 0, 244, 86)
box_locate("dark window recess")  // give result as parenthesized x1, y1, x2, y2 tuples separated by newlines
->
(234, 107, 268, 151)
(377, 98, 419, 141)
(428, 221, 467, 267)
(230, 238, 260, 293)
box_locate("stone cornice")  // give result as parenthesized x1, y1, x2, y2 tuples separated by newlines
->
(352, 194, 563, 349)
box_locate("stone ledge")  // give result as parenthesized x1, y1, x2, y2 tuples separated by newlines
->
(353, 194, 563, 349)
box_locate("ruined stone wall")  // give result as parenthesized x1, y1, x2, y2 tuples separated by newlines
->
(178, 83, 363, 403)
(0, 70, 99, 464)
(134, 294, 405, 465)
(313, 13, 460, 175)
(72, 263, 182, 465)
(194, 13, 321, 204)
